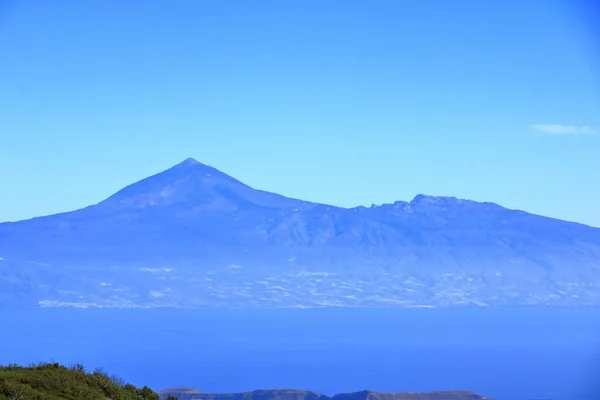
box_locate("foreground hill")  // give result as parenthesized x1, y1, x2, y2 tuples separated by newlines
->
(0, 362, 160, 400)
(157, 388, 492, 400)
(0, 158, 599, 308)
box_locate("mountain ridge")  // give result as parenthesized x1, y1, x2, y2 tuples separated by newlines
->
(4, 157, 592, 228)
(0, 158, 599, 308)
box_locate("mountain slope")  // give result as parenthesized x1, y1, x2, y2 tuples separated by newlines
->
(98, 158, 316, 212)
(0, 158, 599, 308)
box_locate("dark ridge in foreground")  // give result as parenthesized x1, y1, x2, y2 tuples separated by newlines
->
(157, 388, 493, 400)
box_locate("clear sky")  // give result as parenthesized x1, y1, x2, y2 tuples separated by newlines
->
(1, 0, 599, 226)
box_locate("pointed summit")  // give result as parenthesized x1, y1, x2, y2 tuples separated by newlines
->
(177, 157, 203, 167)
(171, 157, 213, 171)
(167, 157, 222, 176)
(97, 158, 313, 211)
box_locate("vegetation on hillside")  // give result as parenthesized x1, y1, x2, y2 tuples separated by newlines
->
(0, 362, 491, 400)
(0, 362, 177, 400)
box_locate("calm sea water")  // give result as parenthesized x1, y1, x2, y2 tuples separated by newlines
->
(1, 307, 599, 400)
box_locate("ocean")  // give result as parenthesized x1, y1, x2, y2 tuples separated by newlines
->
(1, 307, 598, 400)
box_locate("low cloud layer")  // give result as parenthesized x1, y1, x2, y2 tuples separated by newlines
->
(531, 124, 595, 135)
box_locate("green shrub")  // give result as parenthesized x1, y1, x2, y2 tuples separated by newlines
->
(0, 362, 165, 400)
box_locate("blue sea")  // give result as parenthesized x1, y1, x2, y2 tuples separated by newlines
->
(1, 307, 599, 400)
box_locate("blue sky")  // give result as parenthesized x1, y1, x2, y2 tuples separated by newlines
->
(1, 0, 599, 226)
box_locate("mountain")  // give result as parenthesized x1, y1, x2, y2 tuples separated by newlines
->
(156, 389, 492, 400)
(0, 158, 599, 308)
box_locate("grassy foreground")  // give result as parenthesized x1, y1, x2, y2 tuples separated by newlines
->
(0, 362, 176, 400)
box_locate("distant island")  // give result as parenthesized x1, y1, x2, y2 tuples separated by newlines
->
(1, 157, 599, 308)
(0, 362, 493, 400)
(156, 388, 493, 400)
